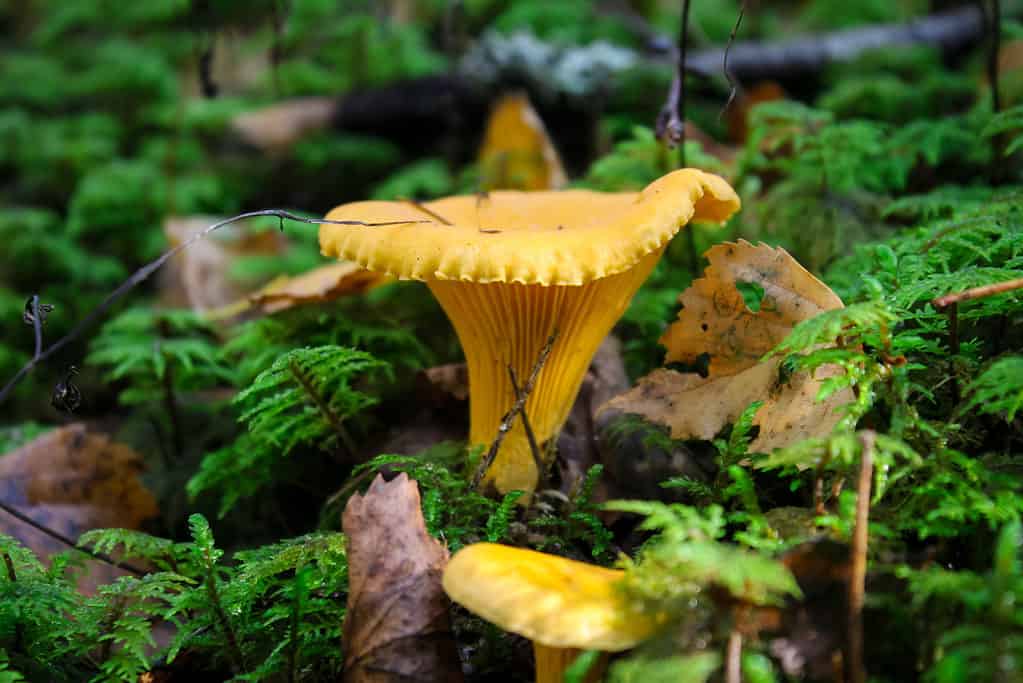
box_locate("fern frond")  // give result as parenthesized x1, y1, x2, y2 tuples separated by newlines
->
(962, 356, 1023, 421)
(767, 301, 897, 359)
(234, 345, 387, 457)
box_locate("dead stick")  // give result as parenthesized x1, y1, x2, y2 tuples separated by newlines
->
(932, 276, 1023, 308)
(725, 627, 743, 683)
(509, 366, 546, 490)
(656, 0, 691, 151)
(656, 0, 700, 275)
(847, 430, 875, 683)
(472, 330, 558, 490)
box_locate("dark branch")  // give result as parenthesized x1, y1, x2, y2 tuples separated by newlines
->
(680, 5, 985, 82)
(0, 499, 146, 576)
(656, 0, 691, 150)
(720, 1, 747, 119)
(508, 366, 545, 489)
(472, 330, 558, 491)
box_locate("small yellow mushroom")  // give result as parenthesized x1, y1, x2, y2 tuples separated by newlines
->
(442, 543, 659, 683)
(321, 169, 740, 495)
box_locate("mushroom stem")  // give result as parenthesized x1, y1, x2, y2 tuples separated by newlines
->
(429, 248, 663, 495)
(533, 644, 607, 683)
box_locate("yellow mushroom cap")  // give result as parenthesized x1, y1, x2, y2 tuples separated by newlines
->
(320, 170, 740, 495)
(319, 168, 738, 286)
(442, 543, 656, 651)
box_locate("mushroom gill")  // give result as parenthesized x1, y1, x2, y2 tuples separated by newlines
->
(321, 168, 740, 495)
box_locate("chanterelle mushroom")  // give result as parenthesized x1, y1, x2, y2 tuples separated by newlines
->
(321, 169, 740, 494)
(442, 543, 658, 683)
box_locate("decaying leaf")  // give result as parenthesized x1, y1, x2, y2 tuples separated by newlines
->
(341, 473, 463, 683)
(601, 241, 852, 452)
(161, 215, 286, 313)
(231, 97, 338, 154)
(0, 424, 159, 589)
(248, 261, 391, 314)
(478, 92, 567, 191)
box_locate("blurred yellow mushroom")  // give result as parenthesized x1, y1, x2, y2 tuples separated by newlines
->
(442, 543, 658, 683)
(320, 169, 740, 495)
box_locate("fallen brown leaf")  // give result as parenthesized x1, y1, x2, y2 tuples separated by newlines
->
(161, 215, 286, 313)
(231, 97, 338, 154)
(0, 424, 159, 591)
(478, 92, 567, 191)
(341, 473, 463, 683)
(249, 261, 391, 314)
(600, 241, 852, 452)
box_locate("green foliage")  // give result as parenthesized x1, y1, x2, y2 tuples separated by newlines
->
(87, 307, 231, 407)
(963, 356, 1023, 421)
(489, 1, 636, 46)
(77, 516, 348, 681)
(602, 502, 797, 682)
(67, 160, 169, 262)
(3, 2, 1023, 680)
(234, 346, 386, 457)
(349, 451, 615, 561)
(983, 103, 1023, 156)
(221, 296, 437, 387)
(900, 520, 1023, 681)
(607, 501, 801, 608)
(759, 431, 921, 503)
(608, 652, 722, 683)
(189, 346, 387, 516)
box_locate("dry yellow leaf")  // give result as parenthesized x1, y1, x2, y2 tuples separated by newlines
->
(660, 240, 843, 377)
(479, 92, 567, 191)
(601, 241, 852, 451)
(249, 261, 391, 314)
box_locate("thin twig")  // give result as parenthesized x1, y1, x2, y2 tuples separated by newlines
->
(0, 210, 428, 406)
(403, 198, 452, 225)
(932, 276, 1023, 308)
(725, 626, 743, 683)
(847, 430, 875, 683)
(656, 0, 700, 275)
(0, 499, 146, 576)
(656, 0, 691, 151)
(30, 295, 42, 358)
(471, 330, 558, 490)
(508, 366, 546, 490)
(720, 1, 747, 119)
